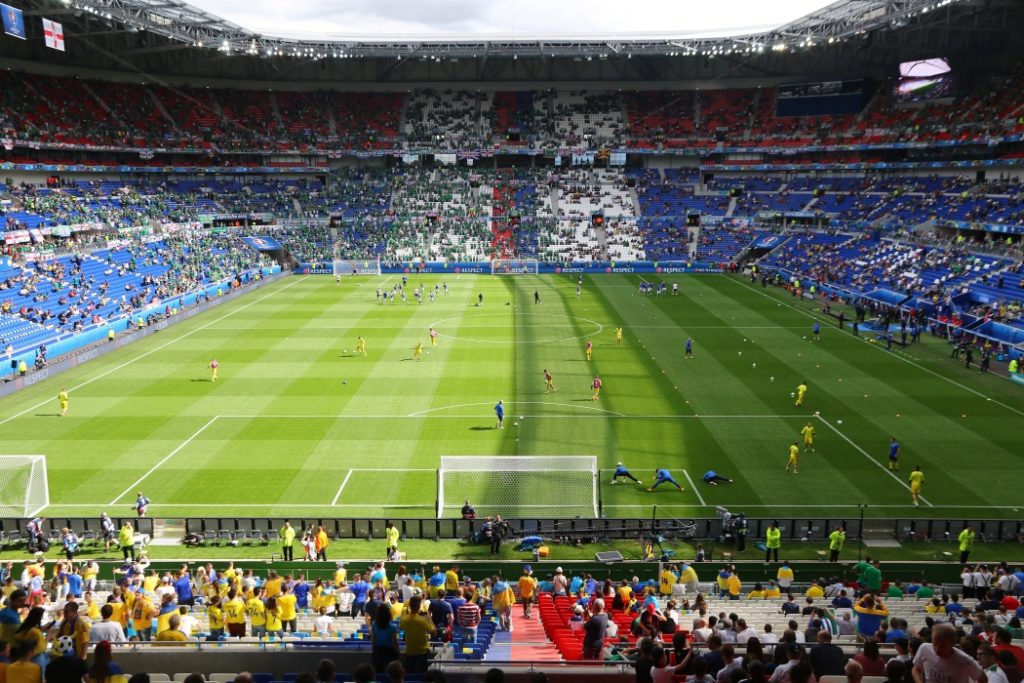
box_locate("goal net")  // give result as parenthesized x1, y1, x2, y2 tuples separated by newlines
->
(0, 456, 49, 518)
(490, 259, 539, 275)
(332, 259, 382, 276)
(437, 455, 598, 518)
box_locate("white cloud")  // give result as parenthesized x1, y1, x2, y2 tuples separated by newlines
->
(193, 0, 835, 40)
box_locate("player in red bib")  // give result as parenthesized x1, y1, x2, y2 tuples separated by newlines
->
(591, 374, 602, 400)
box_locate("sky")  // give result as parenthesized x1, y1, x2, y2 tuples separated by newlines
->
(189, 0, 837, 40)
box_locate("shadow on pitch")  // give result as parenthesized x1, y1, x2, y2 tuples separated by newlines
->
(469, 426, 495, 431)
(35, 413, 61, 417)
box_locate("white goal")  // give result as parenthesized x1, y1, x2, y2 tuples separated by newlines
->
(437, 455, 598, 518)
(0, 456, 49, 518)
(332, 258, 382, 276)
(490, 259, 539, 275)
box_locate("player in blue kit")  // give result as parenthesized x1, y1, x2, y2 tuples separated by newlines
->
(684, 338, 693, 359)
(494, 400, 504, 429)
(610, 463, 642, 485)
(702, 470, 733, 486)
(812, 321, 821, 341)
(647, 468, 685, 493)
(888, 437, 900, 471)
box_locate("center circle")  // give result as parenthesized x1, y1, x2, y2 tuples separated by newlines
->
(429, 312, 605, 345)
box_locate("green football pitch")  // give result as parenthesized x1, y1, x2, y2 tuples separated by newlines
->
(1, 273, 1020, 520)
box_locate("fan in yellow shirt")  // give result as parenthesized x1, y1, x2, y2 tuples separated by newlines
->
(206, 597, 225, 639)
(264, 599, 284, 638)
(276, 591, 297, 632)
(131, 594, 157, 641)
(246, 593, 267, 639)
(444, 567, 460, 592)
(223, 591, 247, 638)
(518, 567, 538, 617)
(263, 572, 283, 599)
(805, 582, 825, 598)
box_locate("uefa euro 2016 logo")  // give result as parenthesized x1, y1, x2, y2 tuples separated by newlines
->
(251, 237, 271, 249)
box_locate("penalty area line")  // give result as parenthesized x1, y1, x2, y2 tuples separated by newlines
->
(330, 470, 353, 506)
(682, 470, 705, 506)
(108, 416, 220, 506)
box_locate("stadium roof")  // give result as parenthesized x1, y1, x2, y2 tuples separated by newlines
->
(6, 0, 1022, 83)
(187, 0, 836, 42)
(28, 0, 991, 58)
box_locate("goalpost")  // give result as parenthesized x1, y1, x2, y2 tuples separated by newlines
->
(437, 455, 598, 518)
(0, 456, 49, 518)
(490, 259, 540, 275)
(332, 258, 382, 276)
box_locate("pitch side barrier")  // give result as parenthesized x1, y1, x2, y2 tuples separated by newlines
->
(4, 515, 1018, 546)
(295, 260, 725, 275)
(0, 266, 282, 400)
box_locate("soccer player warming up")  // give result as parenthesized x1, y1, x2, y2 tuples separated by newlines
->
(615, 327, 623, 346)
(591, 374, 602, 400)
(647, 468, 685, 493)
(908, 466, 924, 507)
(414, 342, 423, 361)
(888, 437, 900, 471)
(585, 338, 593, 361)
(610, 462, 641, 485)
(543, 369, 557, 393)
(786, 441, 800, 474)
(356, 336, 366, 356)
(209, 358, 219, 382)
(429, 328, 438, 348)
(794, 381, 807, 407)
(58, 388, 68, 416)
(494, 400, 504, 429)
(801, 422, 816, 452)
(702, 470, 733, 486)
(684, 338, 693, 358)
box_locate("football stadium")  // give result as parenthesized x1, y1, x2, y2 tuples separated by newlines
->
(0, 0, 1022, 678)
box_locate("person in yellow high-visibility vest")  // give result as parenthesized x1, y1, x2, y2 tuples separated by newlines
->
(958, 525, 975, 565)
(828, 526, 846, 563)
(765, 522, 781, 564)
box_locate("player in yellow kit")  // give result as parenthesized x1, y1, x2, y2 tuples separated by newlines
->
(908, 466, 925, 507)
(58, 388, 68, 416)
(786, 441, 800, 473)
(209, 359, 219, 382)
(429, 327, 438, 348)
(615, 328, 623, 346)
(355, 336, 366, 356)
(800, 423, 815, 452)
(795, 381, 807, 407)
(585, 339, 593, 361)
(544, 369, 556, 393)
(414, 342, 423, 361)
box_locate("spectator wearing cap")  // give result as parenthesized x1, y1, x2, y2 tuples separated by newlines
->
(582, 598, 608, 660)
(518, 566, 537, 618)
(552, 567, 568, 596)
